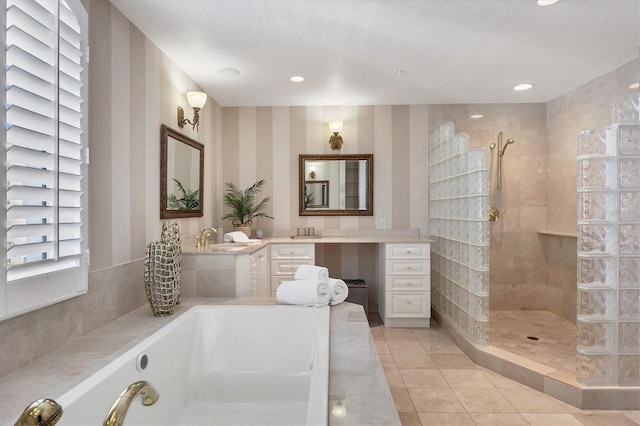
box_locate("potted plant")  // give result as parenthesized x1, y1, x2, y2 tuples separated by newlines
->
(222, 179, 273, 237)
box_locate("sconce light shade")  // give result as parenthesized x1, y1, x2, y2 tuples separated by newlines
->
(178, 91, 207, 132)
(328, 121, 344, 151)
(329, 121, 343, 133)
(187, 91, 207, 109)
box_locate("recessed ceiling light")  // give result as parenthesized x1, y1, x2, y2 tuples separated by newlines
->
(629, 82, 640, 89)
(537, 0, 560, 5)
(218, 68, 240, 77)
(469, 114, 484, 119)
(513, 83, 534, 91)
(290, 76, 304, 82)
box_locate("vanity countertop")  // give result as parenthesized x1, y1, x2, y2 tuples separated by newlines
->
(182, 234, 433, 255)
(0, 299, 399, 426)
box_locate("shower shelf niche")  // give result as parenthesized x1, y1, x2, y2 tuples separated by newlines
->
(537, 230, 577, 238)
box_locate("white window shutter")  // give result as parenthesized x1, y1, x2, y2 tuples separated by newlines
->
(2, 0, 88, 319)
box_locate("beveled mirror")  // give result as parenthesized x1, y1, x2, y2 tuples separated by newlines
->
(160, 124, 204, 219)
(299, 154, 373, 216)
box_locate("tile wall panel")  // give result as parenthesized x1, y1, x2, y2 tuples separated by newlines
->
(576, 93, 640, 386)
(430, 122, 490, 345)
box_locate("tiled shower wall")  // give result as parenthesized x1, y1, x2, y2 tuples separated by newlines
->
(576, 93, 640, 386)
(428, 104, 550, 316)
(430, 122, 491, 345)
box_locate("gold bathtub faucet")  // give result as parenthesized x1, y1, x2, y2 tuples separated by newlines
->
(103, 381, 159, 426)
(196, 227, 217, 248)
(14, 398, 62, 426)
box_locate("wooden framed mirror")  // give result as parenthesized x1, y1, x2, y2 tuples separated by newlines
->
(299, 154, 373, 216)
(160, 124, 204, 219)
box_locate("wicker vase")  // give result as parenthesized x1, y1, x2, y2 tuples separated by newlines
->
(144, 241, 181, 316)
(233, 222, 252, 238)
(161, 222, 182, 304)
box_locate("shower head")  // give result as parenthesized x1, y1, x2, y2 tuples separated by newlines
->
(499, 138, 515, 157)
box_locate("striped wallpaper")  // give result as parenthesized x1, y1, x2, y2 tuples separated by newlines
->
(218, 105, 430, 237)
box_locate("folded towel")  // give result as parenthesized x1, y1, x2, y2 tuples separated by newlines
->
(223, 231, 250, 243)
(327, 278, 349, 305)
(294, 264, 329, 282)
(276, 280, 331, 307)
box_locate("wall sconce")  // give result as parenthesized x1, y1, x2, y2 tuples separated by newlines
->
(309, 166, 316, 180)
(177, 91, 207, 132)
(328, 121, 343, 151)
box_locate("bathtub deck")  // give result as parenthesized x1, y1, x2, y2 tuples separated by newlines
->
(0, 298, 400, 426)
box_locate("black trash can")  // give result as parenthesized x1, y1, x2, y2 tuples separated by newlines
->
(343, 279, 368, 315)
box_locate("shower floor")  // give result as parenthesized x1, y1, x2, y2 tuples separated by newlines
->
(489, 310, 576, 375)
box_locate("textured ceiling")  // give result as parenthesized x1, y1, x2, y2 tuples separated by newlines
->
(109, 0, 639, 106)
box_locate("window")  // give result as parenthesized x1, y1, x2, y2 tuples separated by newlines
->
(2, 0, 88, 320)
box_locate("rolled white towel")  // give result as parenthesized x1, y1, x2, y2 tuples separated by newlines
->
(223, 231, 250, 243)
(327, 278, 349, 305)
(276, 280, 331, 307)
(294, 264, 329, 282)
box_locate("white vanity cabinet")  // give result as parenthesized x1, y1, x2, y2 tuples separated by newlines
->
(378, 243, 431, 327)
(270, 243, 315, 296)
(249, 247, 269, 297)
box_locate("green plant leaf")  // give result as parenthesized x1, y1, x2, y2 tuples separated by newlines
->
(222, 179, 273, 224)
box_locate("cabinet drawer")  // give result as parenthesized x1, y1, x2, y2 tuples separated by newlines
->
(271, 259, 315, 276)
(387, 275, 430, 291)
(386, 259, 429, 275)
(271, 276, 295, 294)
(386, 243, 430, 260)
(386, 292, 430, 318)
(270, 244, 315, 260)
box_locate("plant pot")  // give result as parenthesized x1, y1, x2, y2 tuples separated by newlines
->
(233, 222, 252, 238)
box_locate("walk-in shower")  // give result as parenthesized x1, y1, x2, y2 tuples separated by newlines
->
(488, 131, 515, 221)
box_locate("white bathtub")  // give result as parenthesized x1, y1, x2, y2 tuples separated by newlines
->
(57, 305, 330, 425)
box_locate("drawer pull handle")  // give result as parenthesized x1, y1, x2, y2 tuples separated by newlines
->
(406, 250, 412, 254)
(407, 266, 412, 270)
(407, 283, 412, 286)
(406, 301, 412, 304)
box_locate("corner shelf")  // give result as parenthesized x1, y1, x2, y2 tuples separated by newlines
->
(537, 230, 577, 238)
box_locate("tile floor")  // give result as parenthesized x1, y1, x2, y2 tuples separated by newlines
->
(369, 315, 640, 426)
(489, 310, 576, 372)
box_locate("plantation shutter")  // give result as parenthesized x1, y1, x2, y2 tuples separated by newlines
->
(3, 0, 88, 319)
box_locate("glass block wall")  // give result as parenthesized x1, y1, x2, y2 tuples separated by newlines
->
(576, 93, 640, 386)
(430, 122, 491, 345)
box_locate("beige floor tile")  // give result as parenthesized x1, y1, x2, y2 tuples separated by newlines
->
(418, 412, 475, 425)
(420, 340, 465, 354)
(383, 328, 419, 342)
(454, 388, 517, 413)
(375, 340, 391, 353)
(388, 341, 427, 354)
(378, 352, 397, 370)
(572, 412, 640, 425)
(384, 366, 406, 388)
(521, 413, 583, 425)
(498, 388, 568, 414)
(391, 388, 416, 413)
(397, 411, 422, 426)
(480, 369, 528, 389)
(624, 412, 640, 424)
(441, 368, 496, 388)
(370, 327, 385, 341)
(469, 412, 530, 425)
(430, 353, 477, 369)
(393, 353, 436, 369)
(408, 388, 466, 413)
(400, 368, 450, 389)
